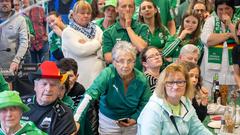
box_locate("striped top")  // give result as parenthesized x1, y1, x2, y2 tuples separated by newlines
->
(145, 73, 158, 93)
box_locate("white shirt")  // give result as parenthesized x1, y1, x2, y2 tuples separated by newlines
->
(200, 16, 235, 85)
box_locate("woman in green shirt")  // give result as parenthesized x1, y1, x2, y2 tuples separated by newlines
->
(138, 0, 170, 50)
(0, 91, 46, 135)
(163, 11, 204, 64)
(74, 41, 152, 135)
(138, 0, 171, 69)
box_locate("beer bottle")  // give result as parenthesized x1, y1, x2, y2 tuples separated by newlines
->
(211, 73, 219, 101)
(214, 81, 220, 104)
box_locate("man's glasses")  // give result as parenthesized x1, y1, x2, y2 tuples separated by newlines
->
(165, 80, 186, 87)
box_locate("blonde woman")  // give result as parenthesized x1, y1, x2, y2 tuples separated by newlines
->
(62, 1, 105, 89)
(137, 63, 212, 135)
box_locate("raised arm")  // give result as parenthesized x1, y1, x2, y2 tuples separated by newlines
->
(162, 35, 181, 57)
(10, 16, 28, 73)
(201, 16, 234, 47)
(126, 26, 148, 52)
(125, 15, 148, 52)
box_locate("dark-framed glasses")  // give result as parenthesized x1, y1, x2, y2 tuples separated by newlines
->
(166, 80, 186, 87)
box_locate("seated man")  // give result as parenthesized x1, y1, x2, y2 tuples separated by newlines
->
(0, 91, 46, 134)
(177, 44, 200, 64)
(21, 61, 76, 135)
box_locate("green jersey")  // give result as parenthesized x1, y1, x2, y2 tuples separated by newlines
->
(0, 121, 47, 135)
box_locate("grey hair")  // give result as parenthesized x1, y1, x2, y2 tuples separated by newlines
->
(179, 44, 200, 56)
(112, 41, 137, 61)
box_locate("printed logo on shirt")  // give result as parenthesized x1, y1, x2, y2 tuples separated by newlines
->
(113, 84, 119, 93)
(116, 38, 121, 42)
(21, 116, 29, 120)
(158, 33, 163, 38)
(40, 117, 51, 129)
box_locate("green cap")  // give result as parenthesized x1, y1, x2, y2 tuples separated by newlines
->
(102, 0, 117, 12)
(0, 91, 30, 112)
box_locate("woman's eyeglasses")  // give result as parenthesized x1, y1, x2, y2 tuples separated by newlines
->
(165, 80, 186, 87)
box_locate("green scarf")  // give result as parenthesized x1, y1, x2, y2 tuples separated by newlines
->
(207, 16, 238, 69)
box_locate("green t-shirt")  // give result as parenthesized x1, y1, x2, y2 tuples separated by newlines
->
(95, 18, 116, 31)
(85, 0, 92, 3)
(62, 95, 75, 112)
(169, 0, 179, 9)
(168, 103, 181, 116)
(23, 15, 35, 37)
(148, 26, 170, 49)
(85, 64, 152, 121)
(102, 19, 149, 70)
(0, 73, 9, 92)
(162, 34, 204, 62)
(48, 31, 62, 52)
(175, 0, 189, 28)
(0, 121, 47, 135)
(95, 18, 105, 31)
(134, 0, 174, 26)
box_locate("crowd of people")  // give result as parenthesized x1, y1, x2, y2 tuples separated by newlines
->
(0, 0, 240, 134)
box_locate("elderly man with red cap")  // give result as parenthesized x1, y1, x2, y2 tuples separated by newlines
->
(21, 61, 76, 135)
(0, 91, 46, 135)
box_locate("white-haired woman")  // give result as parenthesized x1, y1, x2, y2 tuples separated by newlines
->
(62, 1, 104, 89)
(74, 41, 152, 135)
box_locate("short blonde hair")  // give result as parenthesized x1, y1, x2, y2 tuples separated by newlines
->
(72, 0, 92, 14)
(155, 63, 194, 99)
